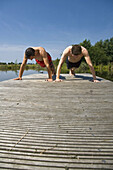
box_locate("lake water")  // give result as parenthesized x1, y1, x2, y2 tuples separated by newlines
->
(0, 70, 47, 82)
(0, 70, 113, 82)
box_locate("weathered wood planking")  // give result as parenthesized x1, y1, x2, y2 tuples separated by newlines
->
(0, 73, 113, 169)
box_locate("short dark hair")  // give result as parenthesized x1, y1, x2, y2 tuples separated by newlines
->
(25, 47, 35, 59)
(72, 45, 82, 55)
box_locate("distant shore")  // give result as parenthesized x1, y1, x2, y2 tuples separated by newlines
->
(0, 61, 113, 72)
(0, 62, 113, 81)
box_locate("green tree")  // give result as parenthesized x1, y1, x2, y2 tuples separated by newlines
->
(80, 39, 92, 51)
(95, 40, 103, 48)
(109, 38, 113, 62)
(89, 46, 109, 65)
(105, 38, 113, 62)
(53, 58, 60, 69)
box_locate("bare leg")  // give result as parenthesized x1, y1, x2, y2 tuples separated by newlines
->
(50, 61, 56, 75)
(69, 67, 76, 76)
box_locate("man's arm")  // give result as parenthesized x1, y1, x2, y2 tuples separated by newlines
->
(83, 49, 99, 82)
(14, 54, 27, 80)
(41, 49, 52, 81)
(56, 49, 68, 81)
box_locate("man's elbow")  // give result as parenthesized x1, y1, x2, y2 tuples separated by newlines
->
(21, 63, 26, 67)
(46, 64, 50, 68)
(88, 63, 93, 67)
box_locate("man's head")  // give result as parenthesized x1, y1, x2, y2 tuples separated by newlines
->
(25, 47, 35, 59)
(71, 45, 82, 55)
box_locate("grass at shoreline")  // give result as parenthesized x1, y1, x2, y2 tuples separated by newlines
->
(0, 62, 113, 81)
(0, 62, 113, 72)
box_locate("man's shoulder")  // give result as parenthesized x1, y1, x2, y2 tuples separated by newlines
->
(63, 46, 72, 54)
(81, 46, 88, 55)
(81, 46, 87, 51)
(33, 47, 45, 51)
(66, 46, 72, 50)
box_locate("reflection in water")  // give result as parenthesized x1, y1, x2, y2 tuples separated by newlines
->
(0, 70, 47, 82)
(0, 70, 113, 82)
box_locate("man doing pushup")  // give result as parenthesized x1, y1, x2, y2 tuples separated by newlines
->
(56, 45, 99, 82)
(14, 47, 56, 81)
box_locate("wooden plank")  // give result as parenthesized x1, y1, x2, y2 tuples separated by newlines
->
(0, 73, 113, 169)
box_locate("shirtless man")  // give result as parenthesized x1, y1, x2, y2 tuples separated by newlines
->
(56, 44, 99, 82)
(14, 47, 56, 81)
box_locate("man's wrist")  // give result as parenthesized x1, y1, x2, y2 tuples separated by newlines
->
(49, 76, 52, 79)
(56, 75, 59, 79)
(93, 77, 96, 80)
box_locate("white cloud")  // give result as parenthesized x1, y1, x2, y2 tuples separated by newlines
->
(0, 42, 69, 63)
(0, 44, 27, 63)
(0, 44, 27, 51)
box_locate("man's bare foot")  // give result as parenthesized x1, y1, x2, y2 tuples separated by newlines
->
(14, 77, 22, 80)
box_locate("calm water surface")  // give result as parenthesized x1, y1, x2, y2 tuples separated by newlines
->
(0, 70, 47, 82)
(0, 70, 113, 82)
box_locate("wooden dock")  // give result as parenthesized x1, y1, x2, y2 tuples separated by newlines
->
(0, 73, 113, 169)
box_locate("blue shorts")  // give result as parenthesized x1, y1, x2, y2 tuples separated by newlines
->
(66, 58, 82, 69)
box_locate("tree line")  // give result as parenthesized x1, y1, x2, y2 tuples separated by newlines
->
(0, 37, 113, 66)
(79, 37, 113, 65)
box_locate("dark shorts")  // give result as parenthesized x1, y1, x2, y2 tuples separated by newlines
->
(66, 58, 82, 69)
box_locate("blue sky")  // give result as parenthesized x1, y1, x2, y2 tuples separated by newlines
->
(0, 0, 113, 63)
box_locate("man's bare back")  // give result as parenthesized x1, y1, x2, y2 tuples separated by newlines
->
(14, 46, 56, 81)
(32, 47, 46, 61)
